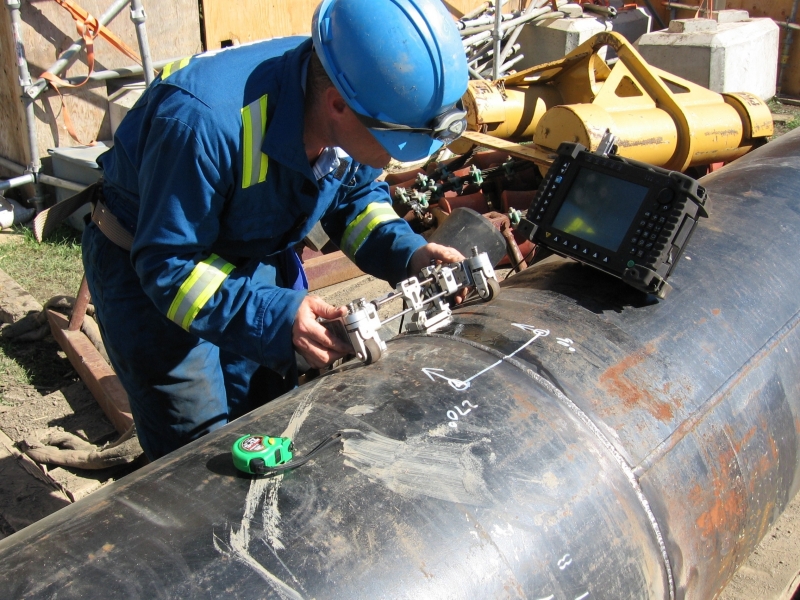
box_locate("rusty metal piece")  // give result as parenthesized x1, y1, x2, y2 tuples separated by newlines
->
(304, 251, 366, 292)
(500, 220, 527, 271)
(383, 168, 425, 186)
(46, 310, 132, 434)
(68, 275, 90, 332)
(439, 191, 490, 215)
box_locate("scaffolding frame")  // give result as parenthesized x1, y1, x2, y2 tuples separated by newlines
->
(1, 0, 156, 201)
(2, 0, 162, 434)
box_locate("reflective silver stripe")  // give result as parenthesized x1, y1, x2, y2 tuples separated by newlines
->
(341, 202, 401, 259)
(161, 57, 191, 80)
(167, 254, 235, 331)
(241, 95, 269, 188)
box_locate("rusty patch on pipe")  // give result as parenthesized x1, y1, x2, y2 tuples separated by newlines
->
(690, 447, 745, 539)
(598, 348, 675, 422)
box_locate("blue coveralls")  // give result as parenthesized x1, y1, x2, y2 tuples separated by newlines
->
(82, 37, 427, 460)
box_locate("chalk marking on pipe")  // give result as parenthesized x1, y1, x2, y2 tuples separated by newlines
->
(423, 323, 549, 392)
(116, 497, 180, 528)
(217, 383, 320, 599)
(345, 404, 376, 416)
(427, 331, 677, 600)
(342, 431, 493, 506)
(213, 531, 304, 600)
(557, 553, 572, 569)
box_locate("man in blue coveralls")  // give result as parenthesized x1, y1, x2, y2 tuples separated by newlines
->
(81, 0, 471, 460)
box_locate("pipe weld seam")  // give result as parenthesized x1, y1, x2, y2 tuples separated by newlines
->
(426, 332, 676, 600)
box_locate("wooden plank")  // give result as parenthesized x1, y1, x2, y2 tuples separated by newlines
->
(460, 130, 556, 167)
(0, 0, 202, 168)
(200, 0, 495, 49)
(0, 268, 43, 325)
(46, 309, 132, 435)
(0, 6, 30, 172)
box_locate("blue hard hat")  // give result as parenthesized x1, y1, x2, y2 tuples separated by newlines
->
(312, 0, 469, 162)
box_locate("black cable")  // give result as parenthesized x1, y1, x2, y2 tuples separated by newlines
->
(504, 245, 538, 280)
(256, 432, 343, 476)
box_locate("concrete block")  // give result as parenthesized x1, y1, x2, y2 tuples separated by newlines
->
(636, 16, 780, 101)
(516, 16, 610, 69)
(668, 18, 717, 34)
(716, 9, 749, 24)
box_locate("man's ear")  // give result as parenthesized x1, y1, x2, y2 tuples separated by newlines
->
(324, 86, 349, 120)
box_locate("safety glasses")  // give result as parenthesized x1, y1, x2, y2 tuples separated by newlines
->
(354, 100, 468, 146)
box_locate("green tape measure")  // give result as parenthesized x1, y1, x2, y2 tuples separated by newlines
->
(232, 434, 293, 475)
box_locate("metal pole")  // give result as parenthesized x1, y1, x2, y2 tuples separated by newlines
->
(59, 57, 177, 85)
(496, 5, 551, 70)
(6, 0, 47, 210)
(39, 174, 87, 192)
(27, 0, 133, 100)
(0, 155, 26, 175)
(461, 5, 558, 37)
(778, 0, 799, 94)
(492, 0, 503, 79)
(129, 0, 155, 86)
(0, 173, 35, 193)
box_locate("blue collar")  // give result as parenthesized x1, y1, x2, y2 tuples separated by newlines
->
(261, 38, 317, 183)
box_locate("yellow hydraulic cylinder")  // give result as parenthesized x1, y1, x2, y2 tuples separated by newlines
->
(455, 31, 773, 172)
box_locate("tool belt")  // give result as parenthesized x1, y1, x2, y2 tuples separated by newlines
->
(33, 179, 134, 251)
(91, 197, 134, 251)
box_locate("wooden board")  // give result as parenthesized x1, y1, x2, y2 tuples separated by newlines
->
(46, 309, 133, 435)
(200, 0, 502, 49)
(0, 0, 202, 174)
(460, 131, 555, 167)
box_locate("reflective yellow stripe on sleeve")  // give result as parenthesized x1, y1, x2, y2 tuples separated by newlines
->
(341, 202, 401, 260)
(160, 57, 191, 80)
(167, 254, 235, 331)
(241, 95, 269, 188)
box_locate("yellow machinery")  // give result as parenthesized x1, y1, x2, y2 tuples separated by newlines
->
(454, 31, 773, 172)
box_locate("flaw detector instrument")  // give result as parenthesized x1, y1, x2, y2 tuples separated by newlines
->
(517, 138, 708, 298)
(321, 247, 500, 364)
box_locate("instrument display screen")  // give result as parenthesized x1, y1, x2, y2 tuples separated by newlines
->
(551, 168, 650, 252)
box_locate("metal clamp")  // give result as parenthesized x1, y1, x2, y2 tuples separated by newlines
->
(320, 248, 500, 364)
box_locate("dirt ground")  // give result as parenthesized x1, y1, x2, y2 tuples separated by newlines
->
(2, 103, 800, 594)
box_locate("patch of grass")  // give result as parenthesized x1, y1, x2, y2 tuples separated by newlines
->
(0, 343, 31, 403)
(786, 116, 800, 131)
(0, 224, 84, 304)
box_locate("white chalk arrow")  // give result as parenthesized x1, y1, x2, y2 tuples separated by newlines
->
(422, 368, 470, 391)
(422, 324, 550, 392)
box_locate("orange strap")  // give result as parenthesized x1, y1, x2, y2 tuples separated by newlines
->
(41, 0, 143, 144)
(53, 0, 142, 66)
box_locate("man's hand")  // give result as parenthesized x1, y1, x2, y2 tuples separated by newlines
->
(293, 296, 352, 369)
(408, 243, 470, 304)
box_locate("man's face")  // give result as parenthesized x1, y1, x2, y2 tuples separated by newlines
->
(334, 106, 393, 170)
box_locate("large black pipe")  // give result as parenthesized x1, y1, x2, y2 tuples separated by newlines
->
(3, 129, 800, 599)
